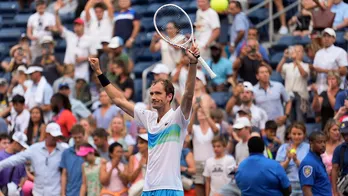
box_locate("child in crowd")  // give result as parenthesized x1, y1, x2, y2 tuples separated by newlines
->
(0, 133, 10, 151)
(263, 120, 282, 159)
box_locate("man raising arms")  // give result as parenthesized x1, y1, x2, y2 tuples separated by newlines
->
(88, 44, 199, 196)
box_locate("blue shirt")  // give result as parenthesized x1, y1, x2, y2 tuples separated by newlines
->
(235, 41, 269, 62)
(113, 8, 140, 42)
(334, 90, 347, 111)
(59, 147, 84, 196)
(299, 151, 332, 196)
(236, 153, 290, 196)
(205, 57, 233, 85)
(331, 1, 348, 28)
(230, 12, 249, 44)
(276, 142, 310, 182)
(332, 142, 348, 176)
(93, 105, 121, 129)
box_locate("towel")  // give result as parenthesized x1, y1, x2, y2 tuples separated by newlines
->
(25, 77, 47, 108)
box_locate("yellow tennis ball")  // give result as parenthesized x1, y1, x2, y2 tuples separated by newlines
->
(210, 0, 229, 12)
(290, 149, 297, 154)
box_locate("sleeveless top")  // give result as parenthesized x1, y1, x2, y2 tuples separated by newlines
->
(83, 157, 102, 196)
(131, 153, 146, 184)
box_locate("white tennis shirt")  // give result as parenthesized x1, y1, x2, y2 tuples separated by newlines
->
(134, 105, 190, 191)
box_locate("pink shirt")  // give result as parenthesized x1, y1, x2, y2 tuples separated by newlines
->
(321, 152, 333, 175)
(103, 162, 127, 196)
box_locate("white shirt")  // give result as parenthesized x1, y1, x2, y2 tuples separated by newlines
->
(192, 124, 220, 162)
(27, 12, 56, 45)
(313, 45, 348, 94)
(281, 62, 310, 100)
(81, 9, 113, 50)
(171, 67, 188, 96)
(160, 40, 182, 72)
(134, 105, 190, 191)
(235, 140, 268, 165)
(61, 28, 97, 82)
(232, 104, 268, 129)
(194, 8, 220, 47)
(8, 108, 30, 133)
(11, 80, 33, 99)
(203, 155, 236, 196)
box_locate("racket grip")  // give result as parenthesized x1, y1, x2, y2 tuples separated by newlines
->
(198, 57, 217, 79)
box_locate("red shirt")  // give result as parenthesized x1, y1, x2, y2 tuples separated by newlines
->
(54, 109, 77, 138)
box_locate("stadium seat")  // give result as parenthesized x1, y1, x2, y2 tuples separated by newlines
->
(272, 36, 297, 51)
(133, 79, 143, 102)
(143, 3, 162, 17)
(248, 8, 269, 24)
(141, 17, 155, 32)
(270, 71, 284, 84)
(305, 123, 322, 136)
(0, 44, 7, 60)
(269, 52, 283, 68)
(132, 5, 146, 17)
(297, 36, 311, 46)
(210, 92, 232, 108)
(0, 2, 19, 14)
(133, 62, 154, 78)
(0, 28, 24, 41)
(14, 14, 31, 27)
(136, 48, 161, 62)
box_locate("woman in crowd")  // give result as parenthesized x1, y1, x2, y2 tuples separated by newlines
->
(312, 71, 342, 128)
(25, 106, 46, 145)
(1, 45, 29, 72)
(276, 122, 309, 196)
(78, 143, 103, 196)
(7, 66, 32, 99)
(114, 60, 134, 101)
(192, 70, 216, 112)
(181, 146, 196, 196)
(100, 142, 128, 196)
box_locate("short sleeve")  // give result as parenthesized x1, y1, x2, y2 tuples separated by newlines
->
(202, 159, 211, 177)
(259, 46, 269, 62)
(234, 15, 248, 31)
(337, 49, 348, 67)
(334, 91, 345, 111)
(332, 145, 342, 165)
(133, 105, 155, 128)
(27, 15, 34, 28)
(276, 144, 288, 162)
(59, 150, 68, 169)
(224, 60, 233, 75)
(209, 9, 220, 29)
(299, 163, 315, 186)
(43, 85, 53, 105)
(176, 106, 192, 128)
(276, 163, 290, 188)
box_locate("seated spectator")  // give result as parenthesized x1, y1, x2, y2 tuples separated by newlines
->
(276, 122, 310, 196)
(228, 1, 249, 51)
(1, 45, 28, 72)
(0, 133, 10, 151)
(276, 45, 310, 122)
(25, 106, 46, 145)
(288, 9, 311, 37)
(77, 143, 103, 196)
(99, 142, 128, 196)
(180, 146, 196, 196)
(192, 70, 216, 112)
(92, 128, 110, 161)
(8, 66, 33, 100)
(312, 71, 342, 128)
(113, 0, 141, 50)
(149, 22, 183, 71)
(331, 0, 348, 30)
(108, 36, 134, 72)
(114, 60, 134, 100)
(93, 91, 120, 129)
(8, 95, 30, 134)
(53, 64, 75, 93)
(263, 120, 281, 159)
(33, 35, 64, 85)
(236, 137, 291, 195)
(74, 78, 92, 104)
(203, 136, 236, 196)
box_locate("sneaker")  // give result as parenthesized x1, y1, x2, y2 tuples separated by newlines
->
(279, 26, 288, 35)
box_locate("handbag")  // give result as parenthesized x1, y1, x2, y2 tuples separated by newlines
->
(0, 167, 17, 196)
(337, 145, 348, 194)
(311, 0, 335, 29)
(181, 175, 193, 191)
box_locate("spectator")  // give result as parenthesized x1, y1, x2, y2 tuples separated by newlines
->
(24, 66, 53, 123)
(331, 0, 348, 30)
(108, 36, 134, 72)
(203, 136, 236, 196)
(274, 0, 288, 35)
(263, 120, 282, 159)
(81, 0, 114, 50)
(0, 133, 10, 151)
(187, 102, 219, 196)
(228, 1, 249, 51)
(77, 143, 103, 196)
(99, 142, 128, 196)
(27, 0, 56, 60)
(233, 117, 252, 164)
(287, 9, 311, 37)
(92, 128, 110, 160)
(233, 39, 272, 85)
(180, 146, 196, 196)
(0, 132, 28, 196)
(276, 122, 310, 196)
(69, 117, 96, 147)
(321, 119, 342, 178)
(312, 71, 342, 128)
(276, 45, 310, 122)
(47, 0, 78, 15)
(1, 45, 28, 72)
(299, 131, 332, 195)
(195, 0, 220, 60)
(74, 78, 92, 104)
(114, 60, 134, 100)
(60, 125, 85, 196)
(25, 106, 46, 145)
(8, 95, 30, 134)
(313, 28, 347, 94)
(55, 3, 97, 82)
(93, 91, 121, 129)
(53, 64, 75, 93)
(149, 22, 183, 71)
(106, 60, 119, 84)
(236, 136, 291, 196)
(99, 38, 111, 73)
(127, 134, 148, 195)
(0, 122, 67, 196)
(8, 66, 32, 99)
(113, 0, 141, 51)
(171, 53, 190, 96)
(334, 86, 348, 113)
(0, 79, 10, 118)
(192, 70, 216, 112)
(17, 33, 32, 64)
(33, 35, 64, 85)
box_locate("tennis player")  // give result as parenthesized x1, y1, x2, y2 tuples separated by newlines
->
(89, 44, 199, 196)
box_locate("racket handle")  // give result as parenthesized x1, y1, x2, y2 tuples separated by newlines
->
(198, 57, 217, 79)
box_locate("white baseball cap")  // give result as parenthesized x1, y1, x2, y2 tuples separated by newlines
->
(232, 117, 251, 129)
(40, 35, 54, 45)
(152, 63, 170, 74)
(12, 132, 29, 149)
(243, 81, 254, 92)
(196, 70, 207, 85)
(17, 65, 27, 73)
(323, 28, 336, 38)
(25, 66, 43, 75)
(138, 133, 148, 141)
(46, 122, 63, 137)
(108, 36, 124, 49)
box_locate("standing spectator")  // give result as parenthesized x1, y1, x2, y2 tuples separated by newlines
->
(0, 133, 10, 151)
(180, 146, 196, 196)
(92, 128, 110, 160)
(53, 64, 75, 93)
(113, 0, 141, 50)
(228, 1, 249, 52)
(276, 45, 310, 122)
(0, 122, 67, 196)
(312, 71, 342, 128)
(233, 117, 253, 164)
(263, 120, 282, 159)
(171, 53, 190, 97)
(236, 137, 291, 196)
(81, 0, 114, 50)
(253, 65, 292, 142)
(192, 70, 216, 112)
(331, 0, 348, 30)
(60, 125, 85, 196)
(24, 66, 53, 123)
(313, 28, 347, 94)
(25, 107, 46, 145)
(77, 143, 103, 196)
(99, 38, 111, 73)
(150, 22, 183, 71)
(108, 36, 134, 72)
(8, 95, 30, 134)
(27, 0, 56, 60)
(8, 66, 32, 99)
(93, 91, 121, 129)
(69, 117, 96, 147)
(114, 60, 134, 100)
(55, 2, 97, 82)
(203, 136, 236, 196)
(195, 0, 220, 60)
(0, 132, 28, 196)
(1, 45, 28, 72)
(51, 93, 77, 138)
(276, 122, 310, 196)
(299, 131, 332, 196)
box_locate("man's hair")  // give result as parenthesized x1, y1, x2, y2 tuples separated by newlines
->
(309, 131, 325, 143)
(212, 136, 227, 147)
(94, 2, 107, 10)
(52, 93, 72, 111)
(108, 142, 123, 158)
(230, 1, 242, 9)
(256, 64, 272, 74)
(70, 124, 85, 136)
(265, 120, 278, 131)
(92, 128, 109, 139)
(248, 27, 258, 34)
(151, 79, 175, 103)
(248, 136, 265, 154)
(0, 133, 10, 141)
(12, 94, 25, 104)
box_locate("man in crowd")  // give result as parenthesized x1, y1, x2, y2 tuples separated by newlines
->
(228, 1, 249, 52)
(233, 117, 252, 164)
(91, 128, 110, 160)
(8, 95, 30, 134)
(108, 36, 134, 72)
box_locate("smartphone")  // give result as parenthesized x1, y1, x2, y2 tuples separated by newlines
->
(250, 47, 256, 54)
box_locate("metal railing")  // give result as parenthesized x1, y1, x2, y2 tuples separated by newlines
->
(142, 63, 157, 101)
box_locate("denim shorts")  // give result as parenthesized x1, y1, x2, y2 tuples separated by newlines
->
(142, 189, 184, 196)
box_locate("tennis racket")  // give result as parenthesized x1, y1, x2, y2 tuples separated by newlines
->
(153, 4, 217, 78)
